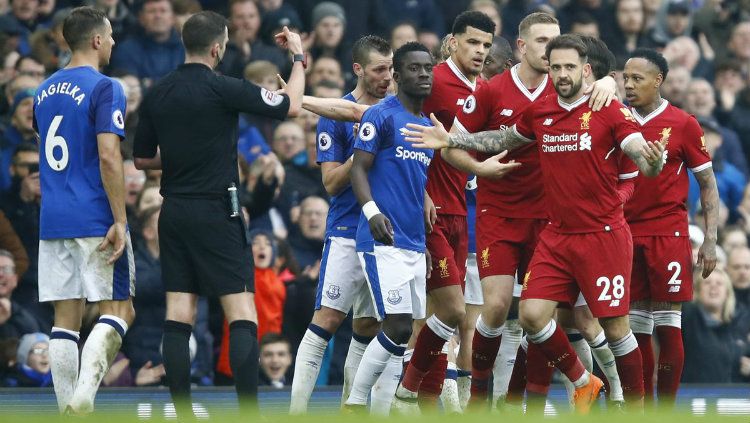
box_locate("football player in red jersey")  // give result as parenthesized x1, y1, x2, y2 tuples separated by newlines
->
(404, 34, 668, 413)
(623, 49, 718, 407)
(448, 13, 619, 408)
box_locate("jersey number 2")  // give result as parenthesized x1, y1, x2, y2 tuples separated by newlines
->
(45, 115, 68, 171)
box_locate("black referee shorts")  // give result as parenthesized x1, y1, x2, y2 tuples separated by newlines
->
(159, 196, 254, 296)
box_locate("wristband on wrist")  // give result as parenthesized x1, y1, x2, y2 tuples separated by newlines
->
(292, 53, 307, 69)
(362, 201, 381, 221)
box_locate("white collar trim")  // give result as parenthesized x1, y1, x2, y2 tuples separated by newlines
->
(446, 57, 476, 91)
(557, 94, 590, 111)
(631, 99, 669, 126)
(510, 64, 548, 101)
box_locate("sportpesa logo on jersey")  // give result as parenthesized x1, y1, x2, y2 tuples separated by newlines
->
(318, 131, 332, 151)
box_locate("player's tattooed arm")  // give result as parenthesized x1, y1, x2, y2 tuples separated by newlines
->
(351, 149, 394, 245)
(442, 124, 522, 178)
(302, 96, 369, 122)
(622, 135, 666, 177)
(404, 113, 529, 154)
(695, 167, 719, 277)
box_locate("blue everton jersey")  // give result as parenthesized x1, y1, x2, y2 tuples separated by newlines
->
(34, 66, 127, 239)
(466, 175, 477, 254)
(355, 95, 433, 252)
(317, 93, 359, 239)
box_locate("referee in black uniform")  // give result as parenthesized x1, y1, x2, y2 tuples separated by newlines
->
(132, 11, 305, 417)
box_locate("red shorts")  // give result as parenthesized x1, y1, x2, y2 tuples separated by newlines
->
(426, 214, 468, 292)
(522, 226, 633, 318)
(476, 215, 547, 280)
(631, 235, 693, 303)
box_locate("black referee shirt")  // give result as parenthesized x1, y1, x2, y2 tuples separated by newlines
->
(133, 63, 290, 197)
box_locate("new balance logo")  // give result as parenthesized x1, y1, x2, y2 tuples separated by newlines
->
(610, 299, 620, 307)
(456, 98, 465, 106)
(543, 118, 553, 126)
(500, 109, 513, 116)
(669, 286, 681, 293)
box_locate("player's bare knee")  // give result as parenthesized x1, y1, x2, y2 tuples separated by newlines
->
(436, 302, 465, 328)
(630, 299, 651, 312)
(600, 315, 631, 341)
(312, 307, 346, 333)
(651, 301, 681, 312)
(383, 314, 413, 345)
(352, 317, 380, 338)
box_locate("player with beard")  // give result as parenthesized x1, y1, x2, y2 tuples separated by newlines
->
(405, 34, 667, 412)
(342, 41, 434, 412)
(623, 49, 718, 408)
(289, 35, 397, 415)
(447, 13, 619, 408)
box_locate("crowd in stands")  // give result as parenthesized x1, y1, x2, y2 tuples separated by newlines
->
(0, 0, 749, 388)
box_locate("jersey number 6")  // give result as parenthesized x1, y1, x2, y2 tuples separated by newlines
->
(45, 115, 69, 171)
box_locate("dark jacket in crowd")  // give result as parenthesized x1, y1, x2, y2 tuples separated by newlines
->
(0, 301, 40, 340)
(110, 29, 185, 83)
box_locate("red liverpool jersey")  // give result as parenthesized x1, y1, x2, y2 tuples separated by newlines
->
(453, 64, 555, 218)
(422, 58, 479, 216)
(514, 95, 642, 233)
(624, 101, 712, 236)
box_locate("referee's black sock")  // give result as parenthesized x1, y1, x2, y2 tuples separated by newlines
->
(229, 320, 259, 414)
(163, 320, 193, 419)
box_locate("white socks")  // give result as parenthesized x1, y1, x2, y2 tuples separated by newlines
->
(68, 315, 127, 414)
(370, 353, 402, 415)
(346, 332, 405, 406)
(493, 319, 522, 402)
(290, 326, 331, 414)
(50, 327, 80, 412)
(588, 330, 624, 402)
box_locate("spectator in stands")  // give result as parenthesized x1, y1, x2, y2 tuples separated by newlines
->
(124, 159, 145, 209)
(110, 0, 185, 86)
(2, 73, 37, 115)
(0, 211, 27, 279)
(307, 56, 343, 90)
(381, 0, 444, 36)
(0, 143, 49, 331)
(309, 3, 347, 65)
(0, 0, 42, 55)
(726, 21, 750, 76)
(569, 12, 600, 38)
(684, 78, 748, 176)
(29, 7, 70, 73)
(239, 60, 281, 145)
(0, 87, 36, 192)
(240, 154, 285, 238)
(5, 332, 51, 387)
(218, 0, 287, 79)
(651, 0, 693, 46)
(135, 182, 162, 216)
(682, 268, 750, 383)
(714, 61, 746, 119)
(604, 0, 655, 67)
(115, 73, 142, 158)
(557, 0, 612, 35)
(417, 29, 441, 55)
(727, 246, 750, 309)
(0, 338, 19, 384)
(272, 121, 327, 228)
(698, 117, 746, 220)
(0, 249, 38, 339)
(390, 21, 418, 50)
(469, 0, 502, 36)
(12, 55, 44, 83)
(662, 35, 713, 79)
(90, 0, 136, 41)
(288, 195, 327, 270)
(660, 65, 691, 107)
(172, 0, 201, 33)
(258, 333, 292, 388)
(721, 225, 749, 255)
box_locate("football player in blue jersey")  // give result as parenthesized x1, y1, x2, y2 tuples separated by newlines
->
(289, 35, 399, 415)
(343, 42, 434, 412)
(32, 7, 134, 415)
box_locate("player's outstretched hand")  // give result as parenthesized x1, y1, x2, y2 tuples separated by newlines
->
(369, 214, 394, 246)
(404, 113, 450, 149)
(586, 76, 617, 111)
(424, 193, 437, 234)
(99, 222, 126, 264)
(274, 26, 303, 55)
(697, 238, 717, 278)
(476, 150, 522, 179)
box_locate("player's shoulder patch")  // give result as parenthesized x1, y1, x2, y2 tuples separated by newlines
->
(462, 94, 477, 114)
(260, 87, 284, 107)
(359, 122, 376, 142)
(318, 131, 332, 151)
(112, 109, 125, 130)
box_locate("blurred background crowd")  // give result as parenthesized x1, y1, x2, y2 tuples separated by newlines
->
(0, 0, 749, 390)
